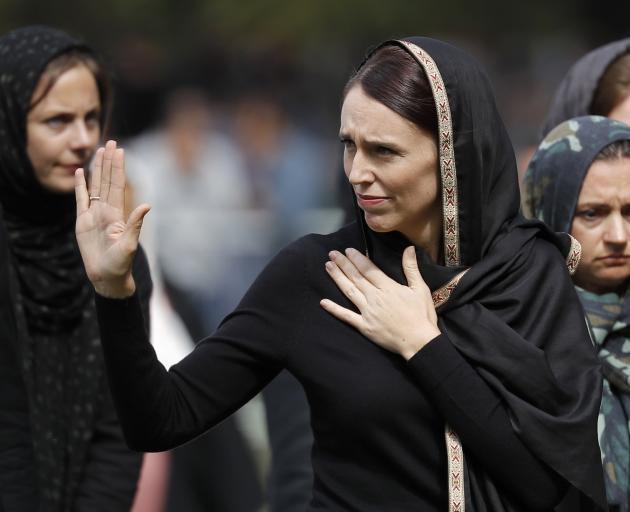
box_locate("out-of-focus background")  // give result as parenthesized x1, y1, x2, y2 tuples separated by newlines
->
(4, 0, 629, 149)
(3, 1, 628, 510)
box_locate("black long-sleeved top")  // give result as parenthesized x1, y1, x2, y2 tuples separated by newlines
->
(96, 225, 565, 511)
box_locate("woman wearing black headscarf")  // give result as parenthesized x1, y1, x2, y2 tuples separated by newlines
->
(542, 38, 630, 136)
(76, 37, 605, 511)
(0, 26, 152, 511)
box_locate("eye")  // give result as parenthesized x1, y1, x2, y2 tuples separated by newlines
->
(45, 114, 72, 129)
(340, 138, 356, 151)
(85, 110, 101, 127)
(375, 145, 396, 156)
(576, 208, 602, 221)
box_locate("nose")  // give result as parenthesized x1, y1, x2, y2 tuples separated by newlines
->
(346, 150, 374, 187)
(603, 212, 629, 245)
(70, 120, 96, 152)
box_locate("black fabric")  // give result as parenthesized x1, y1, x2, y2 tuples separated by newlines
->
(93, 36, 605, 511)
(97, 224, 567, 512)
(0, 25, 148, 512)
(541, 38, 630, 138)
(0, 209, 38, 511)
(262, 370, 313, 512)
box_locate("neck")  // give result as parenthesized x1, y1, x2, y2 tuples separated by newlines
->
(399, 211, 443, 263)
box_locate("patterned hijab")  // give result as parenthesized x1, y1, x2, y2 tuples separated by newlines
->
(523, 115, 630, 511)
(0, 25, 108, 511)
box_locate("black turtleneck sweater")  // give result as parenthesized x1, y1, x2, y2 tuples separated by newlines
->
(96, 224, 565, 511)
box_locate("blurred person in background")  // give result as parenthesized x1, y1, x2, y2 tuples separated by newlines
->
(0, 26, 152, 511)
(542, 38, 630, 135)
(75, 37, 606, 511)
(233, 94, 336, 246)
(524, 115, 630, 512)
(125, 88, 264, 512)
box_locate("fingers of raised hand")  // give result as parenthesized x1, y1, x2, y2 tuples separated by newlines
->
(101, 140, 117, 202)
(89, 147, 105, 199)
(325, 256, 367, 307)
(108, 148, 126, 210)
(75, 168, 89, 216)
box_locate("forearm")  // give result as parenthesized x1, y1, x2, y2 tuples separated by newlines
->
(409, 334, 566, 510)
(95, 292, 203, 451)
(95, 288, 285, 452)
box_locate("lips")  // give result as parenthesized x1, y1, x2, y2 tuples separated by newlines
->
(58, 163, 83, 173)
(356, 193, 389, 208)
(597, 255, 630, 264)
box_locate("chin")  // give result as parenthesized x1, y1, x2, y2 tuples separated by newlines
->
(42, 178, 76, 195)
(363, 213, 396, 233)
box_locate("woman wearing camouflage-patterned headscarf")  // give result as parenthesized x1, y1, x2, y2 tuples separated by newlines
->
(524, 115, 630, 512)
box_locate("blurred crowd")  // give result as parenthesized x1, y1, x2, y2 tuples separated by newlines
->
(121, 87, 342, 512)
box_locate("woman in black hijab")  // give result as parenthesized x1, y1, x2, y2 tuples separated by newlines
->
(77, 37, 605, 511)
(0, 26, 151, 511)
(543, 38, 630, 135)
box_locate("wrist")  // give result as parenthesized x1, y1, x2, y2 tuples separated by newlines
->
(401, 328, 441, 361)
(93, 274, 136, 299)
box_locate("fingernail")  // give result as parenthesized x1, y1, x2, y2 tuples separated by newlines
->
(329, 251, 338, 260)
(345, 248, 356, 256)
(325, 261, 333, 270)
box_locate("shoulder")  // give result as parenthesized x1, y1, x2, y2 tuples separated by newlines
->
(251, 222, 362, 289)
(280, 221, 363, 261)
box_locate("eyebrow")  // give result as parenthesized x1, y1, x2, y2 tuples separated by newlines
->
(338, 132, 403, 148)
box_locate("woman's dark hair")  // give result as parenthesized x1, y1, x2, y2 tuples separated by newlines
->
(29, 49, 111, 133)
(594, 139, 630, 161)
(344, 44, 438, 138)
(591, 52, 630, 117)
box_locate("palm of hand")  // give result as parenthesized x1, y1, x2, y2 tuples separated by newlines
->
(74, 140, 150, 297)
(76, 201, 129, 283)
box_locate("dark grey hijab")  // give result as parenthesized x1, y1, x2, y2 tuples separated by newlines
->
(0, 25, 106, 511)
(542, 38, 630, 137)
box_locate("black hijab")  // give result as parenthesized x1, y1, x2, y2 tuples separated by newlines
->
(542, 38, 630, 137)
(355, 37, 607, 511)
(0, 26, 108, 511)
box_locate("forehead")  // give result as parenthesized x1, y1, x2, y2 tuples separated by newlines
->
(579, 157, 630, 201)
(340, 85, 421, 140)
(30, 64, 99, 113)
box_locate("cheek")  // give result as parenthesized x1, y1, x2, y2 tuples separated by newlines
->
(570, 223, 598, 260)
(26, 127, 55, 178)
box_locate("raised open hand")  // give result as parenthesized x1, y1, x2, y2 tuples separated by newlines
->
(75, 140, 150, 298)
(320, 246, 441, 360)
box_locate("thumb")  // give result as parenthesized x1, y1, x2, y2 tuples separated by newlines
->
(123, 203, 151, 246)
(402, 246, 423, 289)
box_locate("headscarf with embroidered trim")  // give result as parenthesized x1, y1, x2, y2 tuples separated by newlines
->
(352, 38, 607, 510)
(0, 25, 110, 511)
(523, 115, 630, 511)
(541, 38, 630, 138)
